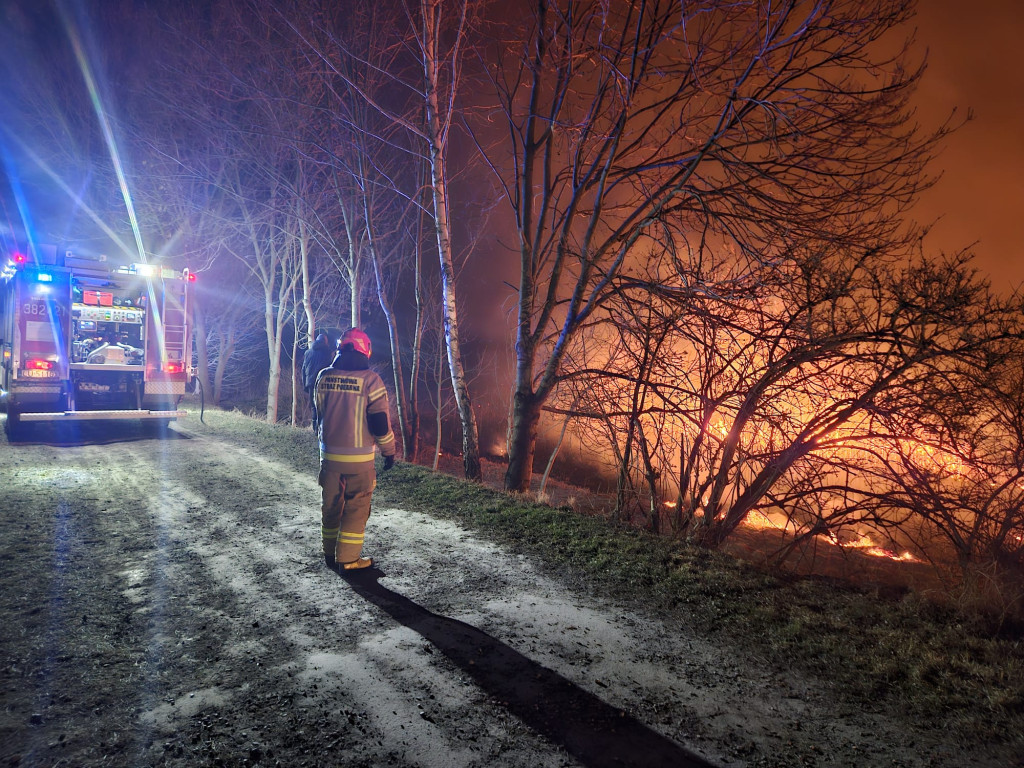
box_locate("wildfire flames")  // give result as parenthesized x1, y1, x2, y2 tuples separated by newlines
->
(740, 509, 921, 563)
(646, 416, 970, 566)
(661, 500, 923, 562)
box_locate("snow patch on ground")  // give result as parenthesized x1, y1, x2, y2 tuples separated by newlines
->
(140, 687, 231, 732)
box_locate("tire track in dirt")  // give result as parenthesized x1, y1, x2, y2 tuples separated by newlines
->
(156, 427, 584, 767)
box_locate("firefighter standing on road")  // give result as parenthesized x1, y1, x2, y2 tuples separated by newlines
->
(314, 328, 396, 572)
(302, 333, 335, 432)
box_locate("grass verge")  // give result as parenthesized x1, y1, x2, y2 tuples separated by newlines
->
(181, 405, 1024, 752)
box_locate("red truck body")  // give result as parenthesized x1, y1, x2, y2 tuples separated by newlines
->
(1, 246, 194, 436)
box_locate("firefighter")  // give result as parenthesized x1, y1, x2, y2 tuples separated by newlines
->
(301, 332, 334, 431)
(314, 328, 396, 572)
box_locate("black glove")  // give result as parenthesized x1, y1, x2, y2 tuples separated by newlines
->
(382, 454, 396, 471)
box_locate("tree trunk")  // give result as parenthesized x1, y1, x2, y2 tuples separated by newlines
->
(370, 245, 411, 459)
(212, 327, 231, 405)
(337, 198, 361, 329)
(539, 397, 575, 498)
(192, 296, 212, 399)
(290, 282, 300, 426)
(406, 181, 427, 463)
(263, 278, 280, 423)
(263, 243, 297, 424)
(422, 6, 480, 480)
(504, 389, 542, 492)
(433, 341, 445, 472)
(299, 216, 315, 343)
(614, 429, 635, 524)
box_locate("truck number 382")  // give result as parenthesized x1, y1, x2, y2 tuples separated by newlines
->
(22, 301, 65, 318)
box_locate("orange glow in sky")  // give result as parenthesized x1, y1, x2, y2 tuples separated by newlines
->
(912, 1, 1024, 289)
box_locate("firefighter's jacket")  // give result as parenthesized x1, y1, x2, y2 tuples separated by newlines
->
(315, 354, 396, 472)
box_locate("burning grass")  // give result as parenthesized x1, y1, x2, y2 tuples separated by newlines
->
(181, 404, 1024, 754)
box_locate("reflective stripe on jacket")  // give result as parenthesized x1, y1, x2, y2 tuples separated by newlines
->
(315, 366, 396, 470)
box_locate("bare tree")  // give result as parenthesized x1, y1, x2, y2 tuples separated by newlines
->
(474, 0, 950, 492)
(854, 320, 1024, 613)
(166, 1, 342, 422)
(562, 243, 1023, 564)
(278, 0, 484, 478)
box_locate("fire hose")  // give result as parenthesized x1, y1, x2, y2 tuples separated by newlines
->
(196, 375, 205, 424)
(187, 372, 206, 424)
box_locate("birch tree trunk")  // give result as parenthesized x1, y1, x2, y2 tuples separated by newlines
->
(370, 240, 411, 459)
(290, 281, 301, 426)
(406, 186, 427, 463)
(421, 0, 480, 480)
(337, 198, 362, 329)
(263, 282, 281, 422)
(298, 215, 315, 344)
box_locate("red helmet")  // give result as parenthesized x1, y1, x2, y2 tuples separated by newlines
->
(339, 328, 372, 358)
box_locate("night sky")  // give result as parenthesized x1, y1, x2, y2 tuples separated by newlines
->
(912, 0, 1024, 289)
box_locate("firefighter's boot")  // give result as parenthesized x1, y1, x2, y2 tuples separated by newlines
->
(339, 557, 373, 571)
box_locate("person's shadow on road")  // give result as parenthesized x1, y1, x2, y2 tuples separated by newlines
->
(339, 567, 717, 768)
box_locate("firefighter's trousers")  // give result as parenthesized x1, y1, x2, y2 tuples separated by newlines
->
(319, 466, 376, 563)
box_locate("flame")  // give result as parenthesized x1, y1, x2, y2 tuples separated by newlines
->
(863, 548, 919, 562)
(738, 512, 921, 563)
(742, 510, 791, 532)
(813, 530, 921, 563)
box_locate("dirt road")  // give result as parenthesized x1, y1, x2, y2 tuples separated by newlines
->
(0, 418, 1002, 767)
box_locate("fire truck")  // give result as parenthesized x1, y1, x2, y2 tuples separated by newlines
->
(0, 245, 196, 437)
